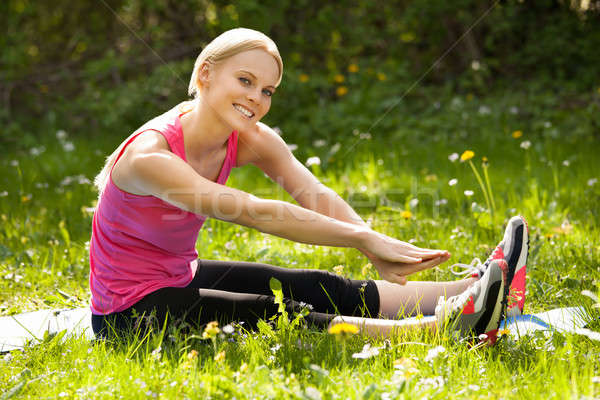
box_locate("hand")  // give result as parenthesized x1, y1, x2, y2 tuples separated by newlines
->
(364, 251, 451, 285)
(361, 229, 448, 265)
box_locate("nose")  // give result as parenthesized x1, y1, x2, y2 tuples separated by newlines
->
(247, 88, 261, 104)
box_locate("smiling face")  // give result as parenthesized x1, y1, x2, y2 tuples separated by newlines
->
(198, 49, 280, 132)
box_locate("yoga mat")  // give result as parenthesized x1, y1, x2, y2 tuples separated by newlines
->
(0, 306, 595, 353)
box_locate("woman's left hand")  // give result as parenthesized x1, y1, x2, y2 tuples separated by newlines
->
(363, 250, 451, 285)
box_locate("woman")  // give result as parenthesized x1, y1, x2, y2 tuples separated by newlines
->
(89, 28, 528, 342)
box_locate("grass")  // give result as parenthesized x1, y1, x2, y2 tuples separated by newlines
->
(1, 85, 600, 399)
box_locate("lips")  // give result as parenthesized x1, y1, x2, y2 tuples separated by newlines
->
(233, 103, 255, 118)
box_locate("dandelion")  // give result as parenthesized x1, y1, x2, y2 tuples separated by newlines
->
(512, 130, 523, 139)
(299, 74, 309, 83)
(21, 194, 32, 203)
(328, 322, 359, 335)
(401, 210, 413, 219)
(361, 263, 372, 276)
(588, 178, 597, 187)
(376, 72, 387, 81)
(498, 328, 511, 337)
(562, 160, 570, 167)
(0, 192, 7, 197)
(202, 321, 220, 339)
(425, 174, 437, 182)
(460, 150, 474, 162)
(305, 156, 321, 167)
(478, 105, 490, 115)
(336, 86, 348, 96)
(482, 156, 488, 167)
(333, 265, 345, 275)
(400, 32, 415, 42)
(425, 345, 446, 362)
(214, 350, 226, 363)
(222, 324, 235, 334)
(409, 198, 419, 208)
(187, 350, 198, 361)
(448, 178, 458, 186)
(471, 60, 481, 71)
(448, 153, 459, 162)
(352, 344, 380, 359)
(348, 64, 359, 73)
(56, 130, 67, 140)
(520, 140, 531, 150)
(334, 74, 345, 83)
(393, 357, 418, 380)
(63, 141, 75, 152)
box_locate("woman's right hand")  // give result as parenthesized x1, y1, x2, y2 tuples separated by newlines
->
(362, 229, 448, 264)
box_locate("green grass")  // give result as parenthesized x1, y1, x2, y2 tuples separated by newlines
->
(1, 86, 600, 399)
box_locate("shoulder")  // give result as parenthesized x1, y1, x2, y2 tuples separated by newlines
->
(236, 122, 292, 167)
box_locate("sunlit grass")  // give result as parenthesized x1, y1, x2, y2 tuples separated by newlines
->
(1, 88, 599, 398)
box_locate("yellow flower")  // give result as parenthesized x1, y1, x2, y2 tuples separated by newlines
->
(328, 322, 359, 335)
(393, 357, 418, 379)
(348, 64, 359, 73)
(21, 195, 31, 203)
(482, 156, 489, 167)
(460, 150, 475, 162)
(425, 174, 438, 182)
(376, 72, 387, 81)
(334, 74, 345, 83)
(333, 265, 345, 275)
(214, 350, 226, 363)
(202, 321, 220, 339)
(400, 32, 415, 43)
(361, 263, 372, 276)
(299, 73, 309, 83)
(20, 236, 29, 244)
(187, 350, 199, 361)
(415, 313, 424, 320)
(466, 93, 474, 101)
(400, 210, 413, 219)
(512, 130, 523, 139)
(336, 86, 348, 97)
(498, 328, 511, 337)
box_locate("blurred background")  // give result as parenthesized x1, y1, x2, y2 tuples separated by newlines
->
(2, 0, 599, 152)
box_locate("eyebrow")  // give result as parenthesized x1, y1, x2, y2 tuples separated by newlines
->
(239, 70, 277, 90)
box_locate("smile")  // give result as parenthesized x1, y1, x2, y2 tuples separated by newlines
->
(233, 104, 255, 119)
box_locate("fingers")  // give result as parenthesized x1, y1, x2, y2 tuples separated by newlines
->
(397, 254, 450, 275)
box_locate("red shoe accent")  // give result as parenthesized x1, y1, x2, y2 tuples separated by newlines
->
(462, 296, 475, 314)
(483, 329, 499, 345)
(509, 266, 527, 311)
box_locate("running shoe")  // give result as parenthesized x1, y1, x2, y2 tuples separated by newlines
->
(451, 216, 529, 316)
(436, 259, 508, 344)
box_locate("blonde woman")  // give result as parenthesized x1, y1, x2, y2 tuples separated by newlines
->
(89, 28, 528, 342)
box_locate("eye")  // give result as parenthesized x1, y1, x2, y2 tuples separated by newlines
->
(262, 89, 273, 97)
(238, 77, 251, 85)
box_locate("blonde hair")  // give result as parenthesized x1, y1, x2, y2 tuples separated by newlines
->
(94, 28, 283, 197)
(188, 28, 283, 98)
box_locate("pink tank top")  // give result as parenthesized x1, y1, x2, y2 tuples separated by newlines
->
(89, 108, 238, 315)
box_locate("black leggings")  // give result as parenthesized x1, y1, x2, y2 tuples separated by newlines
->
(91, 260, 380, 339)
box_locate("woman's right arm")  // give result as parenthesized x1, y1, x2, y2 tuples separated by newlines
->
(122, 139, 424, 264)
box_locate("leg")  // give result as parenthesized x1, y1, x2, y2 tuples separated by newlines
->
(91, 286, 335, 339)
(187, 260, 380, 317)
(375, 278, 477, 318)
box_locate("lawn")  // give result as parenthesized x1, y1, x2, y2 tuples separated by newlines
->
(1, 86, 599, 399)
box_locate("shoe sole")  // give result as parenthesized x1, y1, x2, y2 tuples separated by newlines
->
(504, 216, 529, 315)
(476, 259, 508, 345)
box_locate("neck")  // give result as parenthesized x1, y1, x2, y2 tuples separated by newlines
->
(180, 98, 232, 160)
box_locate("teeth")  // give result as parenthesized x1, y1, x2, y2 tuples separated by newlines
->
(234, 104, 254, 118)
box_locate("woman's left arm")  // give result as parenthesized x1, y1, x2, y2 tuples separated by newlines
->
(241, 123, 449, 283)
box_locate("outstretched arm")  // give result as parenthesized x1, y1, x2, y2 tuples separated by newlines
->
(245, 123, 450, 283)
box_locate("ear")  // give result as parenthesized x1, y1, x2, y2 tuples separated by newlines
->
(197, 62, 211, 89)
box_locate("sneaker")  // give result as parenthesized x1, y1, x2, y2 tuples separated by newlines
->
(451, 215, 529, 316)
(503, 216, 529, 317)
(436, 259, 508, 344)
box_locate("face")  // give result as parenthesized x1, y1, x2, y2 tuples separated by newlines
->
(199, 49, 280, 132)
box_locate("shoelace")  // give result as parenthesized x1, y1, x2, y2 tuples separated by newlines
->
(450, 243, 505, 279)
(450, 258, 486, 278)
